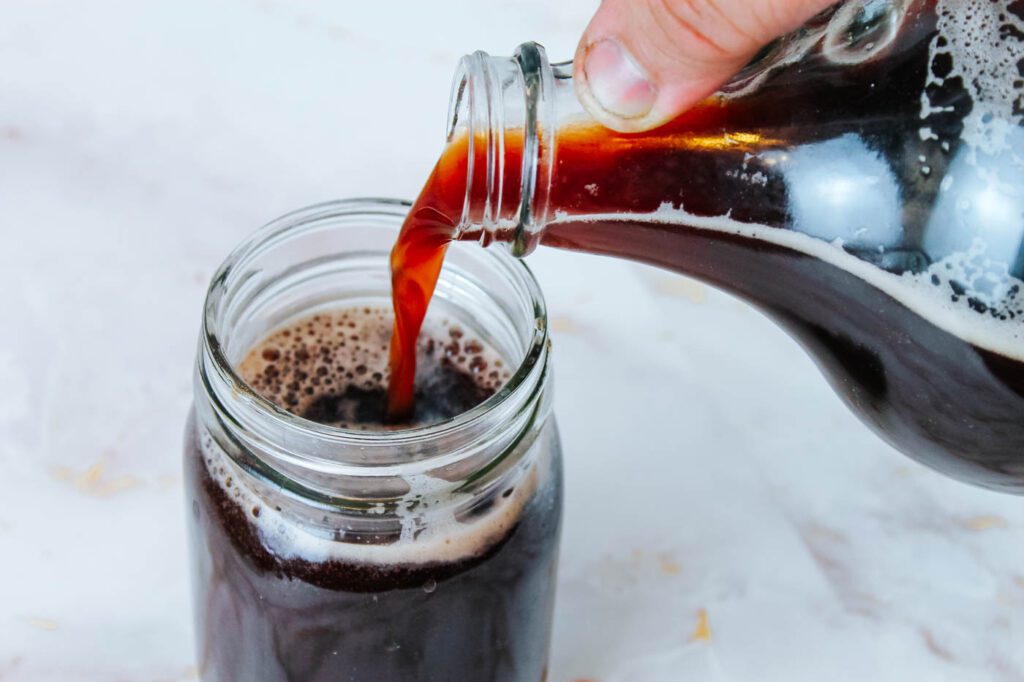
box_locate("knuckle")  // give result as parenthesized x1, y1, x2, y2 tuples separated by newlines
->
(647, 0, 733, 58)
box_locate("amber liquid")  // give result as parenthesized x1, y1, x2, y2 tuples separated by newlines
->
(388, 3, 1024, 490)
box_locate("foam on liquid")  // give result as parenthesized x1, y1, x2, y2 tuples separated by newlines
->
(929, 0, 1024, 156)
(202, 307, 544, 566)
(552, 205, 1024, 362)
(200, 436, 541, 565)
(237, 307, 509, 427)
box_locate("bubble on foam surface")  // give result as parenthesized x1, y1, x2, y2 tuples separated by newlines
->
(929, 0, 1024, 155)
(236, 307, 512, 428)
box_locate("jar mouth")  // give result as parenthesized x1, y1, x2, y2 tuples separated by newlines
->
(199, 198, 549, 476)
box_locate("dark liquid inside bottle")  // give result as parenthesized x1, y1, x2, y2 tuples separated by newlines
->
(389, 1, 1024, 490)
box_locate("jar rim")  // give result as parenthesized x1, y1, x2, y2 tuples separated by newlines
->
(199, 198, 550, 469)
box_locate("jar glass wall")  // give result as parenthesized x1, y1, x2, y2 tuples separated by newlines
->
(184, 199, 562, 681)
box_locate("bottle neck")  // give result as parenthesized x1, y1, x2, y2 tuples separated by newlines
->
(448, 43, 575, 256)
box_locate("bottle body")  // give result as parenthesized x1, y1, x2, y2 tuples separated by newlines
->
(186, 200, 562, 681)
(438, 0, 1024, 491)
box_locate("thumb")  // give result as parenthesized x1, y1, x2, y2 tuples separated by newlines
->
(574, 0, 837, 132)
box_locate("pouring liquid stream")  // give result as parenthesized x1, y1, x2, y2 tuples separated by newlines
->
(388, 0, 1024, 491)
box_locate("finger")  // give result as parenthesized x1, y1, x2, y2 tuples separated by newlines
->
(574, 0, 837, 132)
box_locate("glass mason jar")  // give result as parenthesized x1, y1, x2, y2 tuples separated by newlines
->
(184, 199, 562, 681)
(430, 0, 1024, 491)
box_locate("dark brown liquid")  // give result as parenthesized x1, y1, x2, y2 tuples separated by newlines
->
(239, 308, 508, 427)
(186, 309, 561, 681)
(389, 1, 1024, 490)
(545, 221, 1024, 489)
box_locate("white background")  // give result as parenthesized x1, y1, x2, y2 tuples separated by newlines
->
(1, 1, 1022, 680)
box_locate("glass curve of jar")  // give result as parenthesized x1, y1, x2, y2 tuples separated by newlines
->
(185, 199, 563, 681)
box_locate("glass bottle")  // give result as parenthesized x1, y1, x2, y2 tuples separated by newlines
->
(185, 199, 562, 681)
(430, 0, 1024, 491)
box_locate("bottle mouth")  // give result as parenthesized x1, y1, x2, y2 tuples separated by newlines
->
(447, 43, 556, 257)
(197, 198, 550, 499)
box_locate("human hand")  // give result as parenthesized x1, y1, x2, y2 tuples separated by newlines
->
(574, 0, 838, 132)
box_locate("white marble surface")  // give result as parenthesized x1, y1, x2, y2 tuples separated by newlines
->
(2, 1, 1023, 680)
